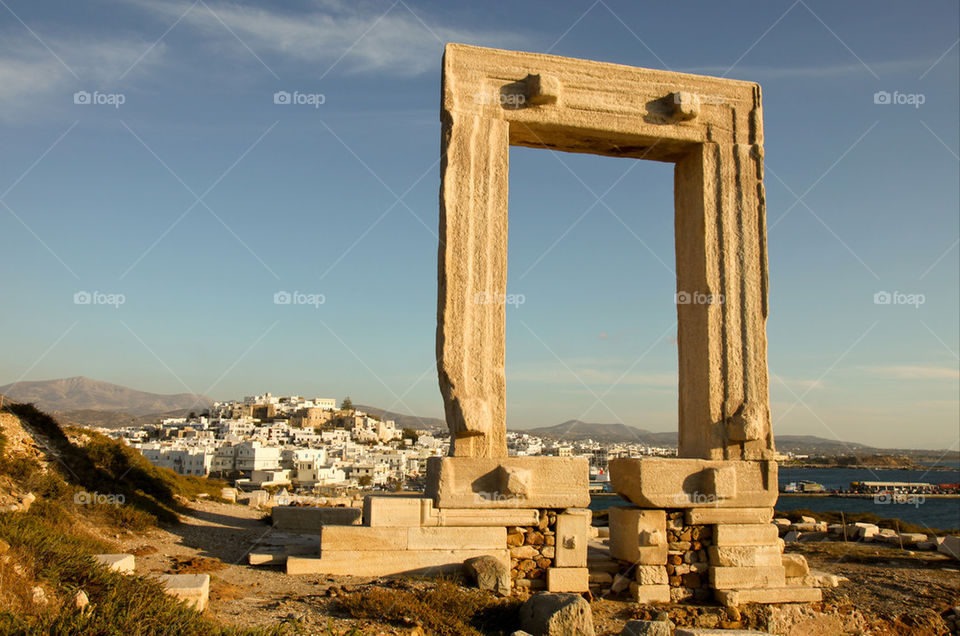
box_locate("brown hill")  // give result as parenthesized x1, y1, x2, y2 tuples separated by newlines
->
(0, 376, 211, 416)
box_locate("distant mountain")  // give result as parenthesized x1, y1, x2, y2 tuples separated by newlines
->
(523, 421, 887, 454)
(355, 404, 446, 432)
(521, 420, 663, 444)
(774, 435, 876, 454)
(0, 377, 211, 416)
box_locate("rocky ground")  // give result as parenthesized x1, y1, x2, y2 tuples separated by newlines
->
(104, 499, 960, 635)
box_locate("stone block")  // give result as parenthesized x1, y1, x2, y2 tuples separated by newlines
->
(715, 586, 822, 607)
(287, 549, 511, 576)
(789, 523, 818, 533)
(408, 527, 506, 550)
(519, 592, 594, 636)
(713, 524, 779, 546)
(634, 565, 668, 585)
(781, 553, 809, 577)
(272, 506, 362, 533)
(939, 536, 960, 559)
(629, 583, 670, 603)
(621, 620, 672, 636)
(609, 507, 667, 564)
(608, 458, 777, 508)
(248, 551, 284, 566)
(897, 532, 926, 545)
(426, 456, 589, 509)
(320, 526, 407, 551)
(850, 523, 879, 540)
(709, 565, 786, 589)
(156, 574, 209, 611)
(708, 545, 781, 567)
(439, 508, 540, 527)
(555, 509, 589, 567)
(809, 570, 841, 588)
(546, 567, 589, 592)
(684, 508, 773, 525)
(464, 555, 511, 595)
(363, 495, 431, 527)
(93, 554, 135, 574)
(247, 490, 269, 507)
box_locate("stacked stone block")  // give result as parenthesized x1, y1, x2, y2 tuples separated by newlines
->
(509, 511, 556, 589)
(284, 495, 591, 593)
(609, 501, 823, 607)
(509, 508, 590, 592)
(665, 512, 712, 603)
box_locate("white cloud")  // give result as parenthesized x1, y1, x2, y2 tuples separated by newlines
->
(131, 0, 526, 76)
(680, 59, 937, 80)
(0, 35, 165, 117)
(772, 375, 825, 392)
(861, 365, 960, 380)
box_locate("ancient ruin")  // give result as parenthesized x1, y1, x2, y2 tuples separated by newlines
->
(286, 43, 823, 606)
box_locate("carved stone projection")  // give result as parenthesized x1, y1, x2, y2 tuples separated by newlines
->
(437, 44, 775, 461)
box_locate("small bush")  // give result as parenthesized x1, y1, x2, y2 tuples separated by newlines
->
(338, 580, 520, 636)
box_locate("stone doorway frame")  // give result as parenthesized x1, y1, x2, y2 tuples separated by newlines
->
(437, 44, 776, 462)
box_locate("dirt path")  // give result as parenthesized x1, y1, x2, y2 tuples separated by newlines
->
(112, 499, 412, 634)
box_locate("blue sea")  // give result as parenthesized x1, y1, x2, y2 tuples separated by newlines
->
(591, 466, 960, 531)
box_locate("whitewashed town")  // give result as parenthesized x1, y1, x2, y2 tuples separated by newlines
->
(105, 393, 677, 495)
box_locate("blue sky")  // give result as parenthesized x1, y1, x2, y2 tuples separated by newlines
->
(0, 0, 957, 449)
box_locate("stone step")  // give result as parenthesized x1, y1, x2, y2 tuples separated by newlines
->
(710, 566, 786, 590)
(316, 525, 506, 551)
(715, 586, 822, 607)
(287, 549, 510, 577)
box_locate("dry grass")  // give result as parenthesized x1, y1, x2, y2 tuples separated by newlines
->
(337, 579, 520, 636)
(169, 555, 226, 574)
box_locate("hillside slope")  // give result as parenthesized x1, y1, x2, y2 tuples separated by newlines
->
(0, 401, 254, 635)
